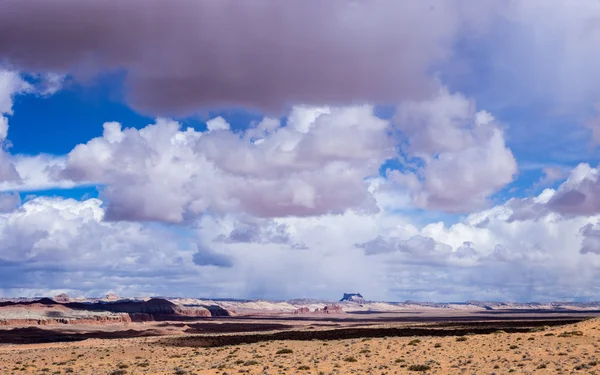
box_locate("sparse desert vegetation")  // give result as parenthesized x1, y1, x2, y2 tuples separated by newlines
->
(2, 316, 600, 374)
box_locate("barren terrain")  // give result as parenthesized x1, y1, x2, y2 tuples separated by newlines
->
(2, 297, 600, 374)
(1, 313, 600, 374)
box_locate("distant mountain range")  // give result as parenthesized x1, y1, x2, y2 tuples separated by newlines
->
(3, 293, 600, 310)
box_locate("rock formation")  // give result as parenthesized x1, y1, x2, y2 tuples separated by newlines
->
(294, 307, 310, 314)
(53, 293, 70, 303)
(314, 304, 344, 314)
(0, 297, 214, 326)
(104, 293, 120, 301)
(340, 293, 365, 303)
(92, 298, 212, 317)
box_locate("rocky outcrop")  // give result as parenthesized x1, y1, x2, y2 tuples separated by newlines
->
(314, 304, 344, 314)
(104, 293, 120, 302)
(0, 314, 132, 326)
(340, 293, 365, 303)
(201, 305, 232, 317)
(53, 294, 70, 303)
(293, 307, 310, 314)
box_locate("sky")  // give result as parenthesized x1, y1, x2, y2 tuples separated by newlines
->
(1, 0, 600, 302)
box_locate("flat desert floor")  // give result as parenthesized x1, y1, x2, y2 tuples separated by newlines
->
(2, 312, 600, 374)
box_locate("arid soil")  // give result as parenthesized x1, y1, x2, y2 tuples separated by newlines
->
(2, 313, 600, 374)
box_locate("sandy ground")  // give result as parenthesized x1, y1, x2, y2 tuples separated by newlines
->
(2, 316, 600, 374)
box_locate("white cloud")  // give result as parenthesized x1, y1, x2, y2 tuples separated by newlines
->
(0, 69, 65, 187)
(354, 187, 600, 301)
(38, 73, 65, 96)
(0, 150, 20, 183)
(3, 2, 600, 302)
(0, 115, 7, 142)
(388, 87, 517, 212)
(0, 70, 31, 116)
(580, 223, 600, 255)
(60, 106, 394, 222)
(0, 196, 383, 299)
(0, 154, 83, 192)
(510, 163, 600, 218)
(0, 192, 19, 213)
(0, 196, 224, 297)
(0, 70, 32, 183)
(206, 116, 230, 132)
(2, 169, 600, 301)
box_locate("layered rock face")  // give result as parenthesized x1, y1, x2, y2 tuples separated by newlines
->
(0, 298, 211, 326)
(0, 314, 132, 326)
(94, 298, 211, 317)
(0, 302, 133, 326)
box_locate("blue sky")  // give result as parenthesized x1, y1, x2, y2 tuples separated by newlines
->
(1, 0, 600, 302)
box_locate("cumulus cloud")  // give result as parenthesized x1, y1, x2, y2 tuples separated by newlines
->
(0, 89, 519, 217)
(0, 196, 381, 299)
(545, 164, 600, 216)
(580, 223, 600, 255)
(387, 87, 517, 212)
(4, 1, 600, 302)
(0, 70, 32, 182)
(0, 192, 19, 213)
(0, 152, 20, 183)
(0, 70, 31, 116)
(0, 115, 7, 143)
(60, 106, 393, 222)
(206, 117, 230, 132)
(266, 189, 600, 301)
(0, 154, 85, 192)
(0, 69, 68, 187)
(0, 197, 216, 296)
(1, 184, 600, 301)
(354, 188, 600, 301)
(0, 0, 497, 115)
(509, 163, 600, 220)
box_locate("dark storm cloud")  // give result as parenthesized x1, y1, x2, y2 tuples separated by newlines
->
(193, 246, 233, 268)
(0, 0, 486, 115)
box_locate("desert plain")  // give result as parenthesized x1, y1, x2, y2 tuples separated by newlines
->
(2, 295, 600, 374)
